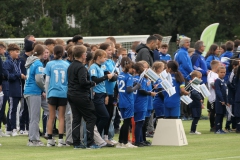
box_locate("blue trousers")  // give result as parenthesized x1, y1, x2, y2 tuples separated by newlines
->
(7, 97, 21, 131)
(135, 120, 144, 143)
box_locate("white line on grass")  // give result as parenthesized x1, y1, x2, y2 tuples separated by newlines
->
(207, 156, 240, 160)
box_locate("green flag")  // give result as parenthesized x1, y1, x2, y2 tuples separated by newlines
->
(200, 23, 219, 56)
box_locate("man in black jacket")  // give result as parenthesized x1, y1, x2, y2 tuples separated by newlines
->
(67, 45, 98, 149)
(135, 35, 157, 67)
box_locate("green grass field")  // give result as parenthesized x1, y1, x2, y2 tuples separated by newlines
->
(1, 109, 240, 160)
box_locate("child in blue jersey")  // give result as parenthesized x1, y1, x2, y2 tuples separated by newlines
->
(205, 44, 220, 70)
(220, 41, 234, 81)
(189, 71, 203, 135)
(89, 49, 114, 140)
(116, 57, 140, 148)
(24, 44, 46, 146)
(164, 61, 189, 118)
(138, 60, 154, 146)
(99, 42, 118, 144)
(152, 62, 165, 118)
(3, 44, 26, 136)
(214, 66, 229, 134)
(133, 62, 156, 147)
(159, 44, 172, 62)
(44, 45, 70, 147)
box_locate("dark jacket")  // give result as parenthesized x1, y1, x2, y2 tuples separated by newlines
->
(67, 60, 95, 97)
(189, 89, 202, 108)
(214, 78, 227, 114)
(135, 43, 154, 66)
(3, 57, 22, 97)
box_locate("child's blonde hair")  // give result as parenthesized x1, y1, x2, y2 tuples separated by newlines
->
(152, 61, 164, 73)
(138, 60, 149, 69)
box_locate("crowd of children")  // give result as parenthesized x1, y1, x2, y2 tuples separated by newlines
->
(0, 35, 239, 148)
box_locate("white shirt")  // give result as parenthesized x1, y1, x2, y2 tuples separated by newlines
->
(207, 71, 219, 103)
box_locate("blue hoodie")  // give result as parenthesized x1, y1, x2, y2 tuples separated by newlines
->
(205, 54, 220, 70)
(3, 57, 22, 97)
(220, 51, 233, 81)
(175, 47, 193, 80)
(191, 50, 208, 83)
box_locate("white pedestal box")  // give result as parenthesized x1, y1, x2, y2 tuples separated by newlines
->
(152, 119, 188, 146)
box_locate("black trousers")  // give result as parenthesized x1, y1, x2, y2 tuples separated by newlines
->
(104, 95, 114, 135)
(92, 93, 109, 135)
(68, 94, 96, 147)
(118, 118, 131, 144)
(207, 101, 215, 129)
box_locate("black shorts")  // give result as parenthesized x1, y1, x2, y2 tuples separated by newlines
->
(207, 101, 215, 113)
(48, 97, 68, 106)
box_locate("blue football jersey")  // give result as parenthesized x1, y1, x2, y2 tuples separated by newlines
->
(153, 78, 164, 109)
(44, 60, 69, 98)
(102, 59, 116, 95)
(163, 74, 185, 108)
(147, 80, 153, 111)
(134, 76, 148, 113)
(118, 72, 134, 109)
(89, 63, 106, 93)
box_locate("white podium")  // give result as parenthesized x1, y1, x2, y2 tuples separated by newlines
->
(152, 119, 188, 146)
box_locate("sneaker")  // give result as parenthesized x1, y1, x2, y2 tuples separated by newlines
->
(143, 141, 151, 146)
(73, 143, 87, 149)
(19, 130, 28, 135)
(105, 139, 114, 145)
(87, 144, 101, 149)
(110, 139, 118, 145)
(215, 129, 226, 134)
(134, 142, 144, 147)
(123, 143, 138, 148)
(100, 142, 114, 148)
(37, 140, 45, 146)
(12, 129, 19, 137)
(189, 131, 201, 135)
(116, 143, 126, 148)
(0, 129, 10, 137)
(28, 140, 40, 147)
(47, 139, 55, 147)
(220, 130, 227, 134)
(58, 139, 67, 147)
(66, 141, 73, 146)
(224, 129, 233, 133)
(182, 116, 188, 121)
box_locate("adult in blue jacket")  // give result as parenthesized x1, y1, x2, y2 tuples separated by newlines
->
(220, 41, 234, 81)
(205, 44, 220, 70)
(175, 37, 193, 81)
(191, 40, 208, 83)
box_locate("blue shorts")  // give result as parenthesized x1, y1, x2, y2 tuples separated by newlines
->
(165, 107, 180, 117)
(145, 110, 152, 117)
(134, 111, 145, 122)
(191, 107, 201, 118)
(120, 107, 134, 119)
(155, 107, 165, 117)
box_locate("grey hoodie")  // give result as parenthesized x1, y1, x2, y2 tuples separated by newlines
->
(25, 56, 45, 91)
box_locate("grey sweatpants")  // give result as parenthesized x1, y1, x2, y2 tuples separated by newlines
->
(25, 95, 49, 141)
(25, 95, 41, 141)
